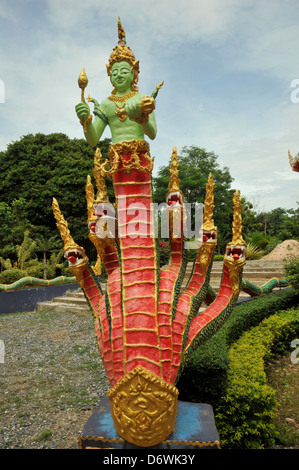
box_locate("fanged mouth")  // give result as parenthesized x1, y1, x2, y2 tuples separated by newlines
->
(225, 245, 246, 261)
(89, 221, 97, 233)
(167, 191, 183, 207)
(65, 249, 84, 266)
(93, 204, 115, 219)
(202, 230, 217, 243)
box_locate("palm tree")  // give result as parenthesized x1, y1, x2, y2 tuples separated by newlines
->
(35, 235, 62, 279)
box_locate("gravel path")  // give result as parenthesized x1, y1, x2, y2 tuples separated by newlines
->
(0, 308, 109, 449)
(1, 305, 297, 450)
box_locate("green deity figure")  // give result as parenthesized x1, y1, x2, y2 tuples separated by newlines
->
(75, 18, 160, 146)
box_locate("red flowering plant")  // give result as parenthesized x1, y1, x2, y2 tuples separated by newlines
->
(158, 239, 170, 266)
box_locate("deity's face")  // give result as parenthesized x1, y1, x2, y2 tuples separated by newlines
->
(110, 61, 134, 93)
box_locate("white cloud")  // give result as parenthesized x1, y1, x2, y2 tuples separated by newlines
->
(1, 0, 299, 211)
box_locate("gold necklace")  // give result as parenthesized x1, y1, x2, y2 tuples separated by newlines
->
(108, 90, 137, 103)
(108, 91, 137, 121)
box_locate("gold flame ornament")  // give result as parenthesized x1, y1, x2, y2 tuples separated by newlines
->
(203, 173, 216, 233)
(78, 68, 91, 132)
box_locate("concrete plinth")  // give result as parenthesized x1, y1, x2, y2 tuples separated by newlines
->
(78, 395, 220, 449)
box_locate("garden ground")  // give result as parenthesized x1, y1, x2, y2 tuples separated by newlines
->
(0, 307, 298, 449)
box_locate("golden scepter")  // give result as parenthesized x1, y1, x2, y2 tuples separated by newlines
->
(78, 68, 89, 132)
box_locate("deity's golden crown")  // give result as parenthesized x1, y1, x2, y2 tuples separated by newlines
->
(106, 18, 140, 89)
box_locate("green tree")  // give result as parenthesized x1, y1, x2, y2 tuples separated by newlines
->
(0, 133, 112, 259)
(153, 146, 235, 251)
(240, 197, 262, 239)
(256, 203, 299, 240)
(0, 198, 35, 260)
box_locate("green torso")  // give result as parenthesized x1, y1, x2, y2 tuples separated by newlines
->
(100, 93, 148, 143)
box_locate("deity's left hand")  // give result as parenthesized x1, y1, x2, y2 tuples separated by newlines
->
(125, 95, 142, 121)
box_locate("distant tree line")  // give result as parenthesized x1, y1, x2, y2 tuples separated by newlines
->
(0, 133, 298, 274)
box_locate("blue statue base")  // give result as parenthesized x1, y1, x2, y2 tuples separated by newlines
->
(78, 395, 221, 449)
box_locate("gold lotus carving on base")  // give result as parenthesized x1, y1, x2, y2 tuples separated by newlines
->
(107, 366, 179, 447)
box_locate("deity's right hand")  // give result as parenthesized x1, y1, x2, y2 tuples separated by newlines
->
(75, 102, 90, 121)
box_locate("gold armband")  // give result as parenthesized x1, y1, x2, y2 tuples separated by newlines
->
(134, 113, 150, 125)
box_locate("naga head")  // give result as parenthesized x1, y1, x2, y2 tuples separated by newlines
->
(223, 190, 247, 296)
(86, 149, 116, 244)
(165, 147, 185, 239)
(52, 198, 88, 281)
(195, 173, 218, 276)
(165, 146, 184, 208)
(288, 149, 299, 172)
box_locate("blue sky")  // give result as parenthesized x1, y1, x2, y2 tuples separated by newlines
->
(0, 0, 299, 212)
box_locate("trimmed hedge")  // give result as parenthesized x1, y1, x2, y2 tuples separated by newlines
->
(216, 306, 299, 448)
(177, 288, 299, 405)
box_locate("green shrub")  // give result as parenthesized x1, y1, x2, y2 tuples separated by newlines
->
(61, 266, 73, 277)
(177, 288, 299, 406)
(187, 248, 198, 262)
(248, 232, 271, 250)
(215, 307, 299, 449)
(245, 242, 265, 260)
(158, 240, 170, 266)
(23, 259, 43, 278)
(284, 257, 299, 293)
(265, 237, 281, 254)
(177, 334, 229, 405)
(213, 254, 224, 261)
(0, 268, 29, 284)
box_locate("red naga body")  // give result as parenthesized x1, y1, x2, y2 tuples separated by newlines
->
(52, 140, 247, 447)
(50, 17, 291, 448)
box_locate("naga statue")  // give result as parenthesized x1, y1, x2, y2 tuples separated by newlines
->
(51, 19, 287, 447)
(288, 149, 299, 172)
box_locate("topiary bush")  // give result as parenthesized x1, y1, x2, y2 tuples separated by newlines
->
(177, 288, 299, 406)
(0, 268, 29, 284)
(215, 306, 299, 449)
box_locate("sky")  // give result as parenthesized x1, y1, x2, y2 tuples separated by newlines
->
(0, 0, 299, 213)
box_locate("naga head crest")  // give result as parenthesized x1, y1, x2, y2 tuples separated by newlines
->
(203, 173, 216, 232)
(166, 147, 184, 206)
(231, 190, 246, 247)
(52, 198, 87, 276)
(93, 148, 109, 205)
